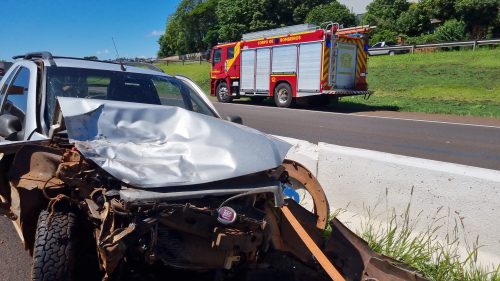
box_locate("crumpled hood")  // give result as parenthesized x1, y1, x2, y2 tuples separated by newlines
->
(57, 97, 291, 188)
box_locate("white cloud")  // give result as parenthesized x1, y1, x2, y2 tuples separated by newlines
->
(147, 30, 164, 37)
(96, 49, 110, 55)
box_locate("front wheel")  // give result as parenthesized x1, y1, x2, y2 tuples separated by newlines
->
(216, 81, 232, 103)
(32, 210, 77, 281)
(274, 83, 293, 108)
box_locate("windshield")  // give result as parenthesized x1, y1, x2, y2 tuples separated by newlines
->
(44, 66, 216, 128)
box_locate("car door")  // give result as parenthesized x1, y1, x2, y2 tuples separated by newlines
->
(211, 47, 226, 75)
(0, 63, 37, 141)
(369, 42, 383, 56)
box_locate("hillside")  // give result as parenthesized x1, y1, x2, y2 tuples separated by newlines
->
(157, 48, 500, 118)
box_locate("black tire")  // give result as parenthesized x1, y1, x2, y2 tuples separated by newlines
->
(32, 210, 77, 281)
(216, 81, 232, 103)
(274, 83, 293, 108)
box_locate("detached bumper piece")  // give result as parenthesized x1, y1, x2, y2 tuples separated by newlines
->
(278, 200, 429, 281)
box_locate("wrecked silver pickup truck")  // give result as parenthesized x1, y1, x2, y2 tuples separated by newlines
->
(0, 53, 427, 281)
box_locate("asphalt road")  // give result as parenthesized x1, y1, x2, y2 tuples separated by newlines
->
(0, 217, 31, 281)
(214, 102, 500, 171)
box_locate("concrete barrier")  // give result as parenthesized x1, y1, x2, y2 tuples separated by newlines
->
(277, 135, 500, 266)
(273, 135, 319, 177)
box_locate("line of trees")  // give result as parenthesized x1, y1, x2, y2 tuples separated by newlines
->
(157, 0, 500, 57)
(157, 0, 354, 57)
(364, 0, 500, 45)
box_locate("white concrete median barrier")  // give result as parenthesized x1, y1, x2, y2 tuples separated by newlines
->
(317, 142, 500, 266)
(275, 134, 500, 266)
(274, 135, 319, 177)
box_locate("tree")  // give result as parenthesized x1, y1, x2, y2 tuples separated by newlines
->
(433, 19, 466, 42)
(305, 0, 356, 27)
(419, 0, 458, 21)
(83, 56, 98, 60)
(454, 0, 499, 38)
(216, 0, 255, 42)
(361, 0, 410, 30)
(158, 0, 218, 57)
(216, 0, 330, 42)
(396, 3, 432, 36)
(361, 0, 410, 44)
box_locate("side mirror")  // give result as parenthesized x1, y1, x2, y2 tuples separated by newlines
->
(0, 114, 22, 140)
(225, 115, 243, 125)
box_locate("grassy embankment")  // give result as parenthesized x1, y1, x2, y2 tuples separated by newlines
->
(157, 48, 500, 118)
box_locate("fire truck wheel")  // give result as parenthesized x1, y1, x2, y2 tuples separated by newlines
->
(216, 82, 232, 103)
(274, 83, 293, 108)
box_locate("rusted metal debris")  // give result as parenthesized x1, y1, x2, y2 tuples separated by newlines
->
(0, 139, 429, 281)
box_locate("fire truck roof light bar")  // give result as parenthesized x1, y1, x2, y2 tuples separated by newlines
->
(242, 24, 318, 41)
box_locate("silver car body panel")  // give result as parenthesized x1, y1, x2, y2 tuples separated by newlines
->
(58, 97, 291, 188)
(175, 75, 221, 117)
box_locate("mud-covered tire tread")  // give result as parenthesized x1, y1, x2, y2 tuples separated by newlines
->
(32, 210, 76, 281)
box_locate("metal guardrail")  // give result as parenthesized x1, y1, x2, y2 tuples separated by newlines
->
(368, 38, 500, 53)
(154, 58, 208, 65)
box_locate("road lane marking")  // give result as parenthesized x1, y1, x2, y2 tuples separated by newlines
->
(214, 103, 500, 129)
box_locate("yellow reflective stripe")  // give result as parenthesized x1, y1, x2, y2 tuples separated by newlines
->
(226, 42, 241, 70)
(322, 45, 330, 85)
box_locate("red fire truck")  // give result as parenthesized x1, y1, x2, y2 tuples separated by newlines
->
(210, 23, 373, 107)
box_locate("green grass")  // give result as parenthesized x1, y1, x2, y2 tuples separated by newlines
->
(356, 48, 500, 118)
(156, 48, 500, 118)
(157, 61, 212, 94)
(326, 194, 500, 281)
(357, 204, 500, 281)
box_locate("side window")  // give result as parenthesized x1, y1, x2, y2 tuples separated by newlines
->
(154, 80, 187, 109)
(0, 66, 19, 99)
(213, 49, 222, 65)
(227, 47, 235, 59)
(372, 42, 382, 48)
(4, 67, 30, 120)
(87, 76, 110, 99)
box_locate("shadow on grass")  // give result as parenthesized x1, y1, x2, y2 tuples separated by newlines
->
(229, 98, 400, 114)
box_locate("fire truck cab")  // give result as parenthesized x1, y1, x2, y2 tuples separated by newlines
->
(210, 23, 373, 108)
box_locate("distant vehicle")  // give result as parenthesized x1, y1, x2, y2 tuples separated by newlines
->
(368, 41, 410, 56)
(210, 23, 374, 108)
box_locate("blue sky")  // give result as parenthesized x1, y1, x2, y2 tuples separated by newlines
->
(0, 0, 180, 61)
